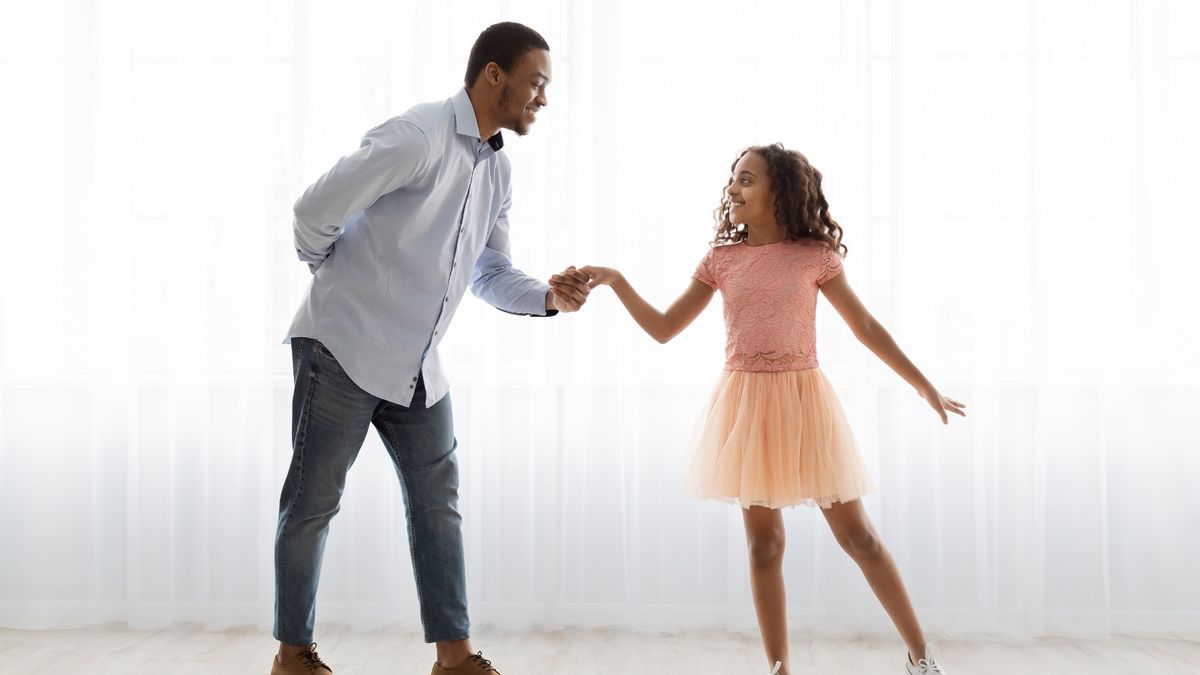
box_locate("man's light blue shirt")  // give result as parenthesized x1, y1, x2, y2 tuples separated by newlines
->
(286, 88, 553, 407)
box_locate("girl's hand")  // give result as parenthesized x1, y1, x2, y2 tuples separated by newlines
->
(577, 265, 622, 288)
(918, 387, 967, 425)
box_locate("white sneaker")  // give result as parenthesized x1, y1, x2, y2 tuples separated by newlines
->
(905, 644, 946, 674)
(905, 657, 945, 674)
(768, 662, 782, 675)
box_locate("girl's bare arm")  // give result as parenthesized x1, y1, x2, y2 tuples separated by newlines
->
(579, 266, 715, 344)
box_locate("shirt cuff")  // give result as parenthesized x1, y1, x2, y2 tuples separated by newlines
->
(531, 282, 556, 317)
(497, 283, 558, 317)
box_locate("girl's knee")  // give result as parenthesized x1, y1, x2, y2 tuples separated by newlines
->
(836, 527, 881, 561)
(746, 528, 786, 568)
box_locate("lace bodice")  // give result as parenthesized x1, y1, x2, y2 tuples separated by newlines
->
(692, 238, 843, 372)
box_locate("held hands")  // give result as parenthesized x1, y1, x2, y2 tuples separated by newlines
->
(547, 266, 592, 312)
(918, 386, 967, 425)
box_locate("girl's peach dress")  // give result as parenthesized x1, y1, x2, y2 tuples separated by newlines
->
(686, 238, 874, 509)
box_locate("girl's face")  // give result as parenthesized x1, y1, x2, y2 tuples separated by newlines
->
(725, 151, 775, 228)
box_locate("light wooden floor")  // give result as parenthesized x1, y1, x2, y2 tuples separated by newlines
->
(2, 624, 1198, 674)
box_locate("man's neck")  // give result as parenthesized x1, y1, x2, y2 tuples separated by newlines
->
(465, 87, 499, 141)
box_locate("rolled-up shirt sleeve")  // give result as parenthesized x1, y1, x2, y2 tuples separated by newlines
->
(293, 120, 431, 272)
(470, 185, 554, 316)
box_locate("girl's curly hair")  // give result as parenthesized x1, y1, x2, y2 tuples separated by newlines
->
(712, 143, 847, 257)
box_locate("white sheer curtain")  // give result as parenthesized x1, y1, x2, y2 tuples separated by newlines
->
(2, 0, 1198, 639)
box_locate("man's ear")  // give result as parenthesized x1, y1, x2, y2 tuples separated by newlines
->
(484, 62, 504, 87)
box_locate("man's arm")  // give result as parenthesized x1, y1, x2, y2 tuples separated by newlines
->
(470, 203, 559, 315)
(293, 120, 430, 273)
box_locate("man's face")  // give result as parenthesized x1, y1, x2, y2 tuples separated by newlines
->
(496, 49, 551, 136)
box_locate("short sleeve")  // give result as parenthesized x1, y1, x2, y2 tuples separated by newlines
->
(692, 248, 718, 290)
(817, 246, 844, 285)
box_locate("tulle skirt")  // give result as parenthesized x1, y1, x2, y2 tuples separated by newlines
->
(682, 368, 874, 509)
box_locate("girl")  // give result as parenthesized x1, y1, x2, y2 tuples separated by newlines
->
(573, 144, 965, 675)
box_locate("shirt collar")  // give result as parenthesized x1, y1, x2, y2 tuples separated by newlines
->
(452, 88, 504, 152)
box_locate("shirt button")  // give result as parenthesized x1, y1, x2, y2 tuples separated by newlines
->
(409, 385, 415, 389)
(412, 376, 417, 382)
(444, 297, 448, 302)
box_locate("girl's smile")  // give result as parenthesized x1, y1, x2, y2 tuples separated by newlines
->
(725, 151, 776, 230)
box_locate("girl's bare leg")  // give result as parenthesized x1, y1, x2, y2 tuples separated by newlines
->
(821, 499, 928, 663)
(743, 505, 790, 674)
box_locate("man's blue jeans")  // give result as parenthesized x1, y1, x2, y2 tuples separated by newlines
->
(274, 337, 468, 644)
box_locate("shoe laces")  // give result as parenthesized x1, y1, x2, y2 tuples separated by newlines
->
(914, 657, 945, 674)
(467, 651, 499, 673)
(299, 643, 331, 672)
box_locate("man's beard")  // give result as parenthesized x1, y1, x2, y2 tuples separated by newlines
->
(497, 84, 529, 136)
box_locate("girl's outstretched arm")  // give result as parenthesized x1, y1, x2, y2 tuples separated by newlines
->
(819, 272, 967, 424)
(576, 266, 714, 344)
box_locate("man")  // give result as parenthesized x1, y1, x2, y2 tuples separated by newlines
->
(271, 22, 589, 675)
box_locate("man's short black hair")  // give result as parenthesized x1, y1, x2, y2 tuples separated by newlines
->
(464, 22, 550, 88)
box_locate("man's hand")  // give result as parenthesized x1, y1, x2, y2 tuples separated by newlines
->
(546, 266, 592, 313)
